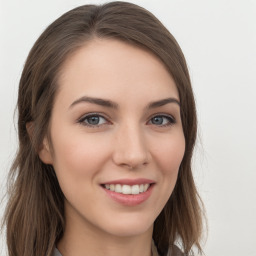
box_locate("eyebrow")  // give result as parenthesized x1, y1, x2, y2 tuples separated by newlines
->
(147, 98, 180, 108)
(69, 96, 180, 109)
(69, 96, 118, 109)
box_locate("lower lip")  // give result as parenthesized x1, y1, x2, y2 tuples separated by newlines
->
(102, 185, 154, 206)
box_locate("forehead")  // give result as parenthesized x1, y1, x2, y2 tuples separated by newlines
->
(56, 38, 179, 105)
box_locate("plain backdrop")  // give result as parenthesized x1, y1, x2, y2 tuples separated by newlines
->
(1, 0, 256, 255)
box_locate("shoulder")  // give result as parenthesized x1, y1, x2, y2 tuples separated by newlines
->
(52, 247, 62, 256)
(152, 240, 184, 256)
(168, 245, 185, 256)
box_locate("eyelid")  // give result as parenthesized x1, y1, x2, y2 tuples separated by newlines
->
(147, 113, 176, 126)
(77, 112, 111, 127)
(77, 112, 176, 128)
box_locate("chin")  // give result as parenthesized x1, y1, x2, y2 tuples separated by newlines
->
(100, 214, 154, 237)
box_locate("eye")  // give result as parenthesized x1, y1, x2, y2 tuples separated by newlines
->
(148, 115, 175, 126)
(78, 114, 109, 127)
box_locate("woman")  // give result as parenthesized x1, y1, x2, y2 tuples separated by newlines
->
(3, 2, 204, 256)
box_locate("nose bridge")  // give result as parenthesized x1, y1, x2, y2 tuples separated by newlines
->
(113, 121, 149, 169)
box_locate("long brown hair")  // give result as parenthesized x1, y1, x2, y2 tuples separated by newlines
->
(3, 2, 204, 255)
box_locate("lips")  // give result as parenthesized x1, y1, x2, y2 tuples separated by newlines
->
(101, 179, 155, 206)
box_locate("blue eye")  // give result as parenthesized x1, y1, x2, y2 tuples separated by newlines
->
(149, 115, 175, 126)
(79, 114, 108, 126)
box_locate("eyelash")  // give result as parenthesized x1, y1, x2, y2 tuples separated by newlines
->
(148, 114, 176, 127)
(78, 113, 176, 128)
(78, 113, 110, 128)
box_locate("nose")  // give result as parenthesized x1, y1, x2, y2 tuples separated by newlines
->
(112, 124, 151, 170)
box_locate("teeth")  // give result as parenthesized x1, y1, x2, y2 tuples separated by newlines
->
(122, 185, 131, 194)
(103, 184, 151, 195)
(144, 184, 149, 191)
(131, 185, 139, 195)
(115, 184, 122, 193)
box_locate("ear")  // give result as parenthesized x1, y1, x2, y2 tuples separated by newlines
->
(26, 122, 53, 164)
(38, 137, 53, 164)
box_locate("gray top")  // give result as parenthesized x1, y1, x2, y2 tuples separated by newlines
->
(53, 248, 62, 256)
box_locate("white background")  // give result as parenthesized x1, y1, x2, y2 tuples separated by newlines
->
(0, 0, 256, 255)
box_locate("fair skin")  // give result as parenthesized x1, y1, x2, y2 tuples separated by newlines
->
(39, 39, 185, 256)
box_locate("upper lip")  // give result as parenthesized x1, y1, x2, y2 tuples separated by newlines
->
(101, 178, 155, 185)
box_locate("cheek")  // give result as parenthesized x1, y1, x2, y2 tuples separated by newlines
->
(152, 132, 185, 175)
(152, 131, 185, 200)
(148, 132, 185, 215)
(50, 130, 111, 183)
(50, 132, 113, 209)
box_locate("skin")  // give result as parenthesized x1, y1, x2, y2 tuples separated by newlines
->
(39, 39, 185, 256)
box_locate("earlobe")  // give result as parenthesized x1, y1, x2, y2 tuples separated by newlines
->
(38, 138, 53, 164)
(26, 122, 53, 164)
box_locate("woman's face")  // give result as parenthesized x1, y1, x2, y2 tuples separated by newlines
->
(40, 39, 185, 238)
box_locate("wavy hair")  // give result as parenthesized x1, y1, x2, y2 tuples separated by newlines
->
(3, 2, 204, 255)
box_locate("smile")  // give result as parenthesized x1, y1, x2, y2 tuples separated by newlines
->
(103, 184, 150, 195)
(101, 179, 155, 206)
